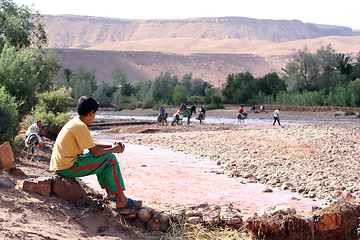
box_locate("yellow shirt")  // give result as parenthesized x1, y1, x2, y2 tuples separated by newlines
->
(50, 117, 95, 170)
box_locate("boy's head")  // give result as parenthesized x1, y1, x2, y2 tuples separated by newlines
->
(77, 96, 99, 116)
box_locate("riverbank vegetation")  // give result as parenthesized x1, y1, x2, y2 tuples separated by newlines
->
(1, 0, 360, 147)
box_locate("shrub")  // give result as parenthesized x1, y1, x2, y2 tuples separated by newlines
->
(0, 87, 19, 145)
(345, 111, 355, 116)
(36, 87, 73, 114)
(142, 98, 156, 109)
(211, 94, 222, 105)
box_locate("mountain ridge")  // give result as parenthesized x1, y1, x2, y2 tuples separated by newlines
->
(44, 15, 360, 87)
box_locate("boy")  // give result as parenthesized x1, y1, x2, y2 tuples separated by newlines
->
(50, 96, 141, 209)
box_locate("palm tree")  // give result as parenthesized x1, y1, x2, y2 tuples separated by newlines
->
(335, 53, 352, 76)
(63, 68, 75, 83)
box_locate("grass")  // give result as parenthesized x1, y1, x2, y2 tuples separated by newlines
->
(161, 221, 251, 240)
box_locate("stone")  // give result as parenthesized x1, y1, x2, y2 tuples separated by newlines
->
(272, 205, 296, 215)
(341, 191, 352, 199)
(187, 216, 202, 224)
(52, 175, 88, 203)
(130, 218, 146, 229)
(262, 186, 273, 192)
(5, 166, 27, 177)
(125, 213, 137, 220)
(137, 208, 151, 223)
(0, 142, 14, 169)
(147, 219, 161, 231)
(23, 178, 52, 196)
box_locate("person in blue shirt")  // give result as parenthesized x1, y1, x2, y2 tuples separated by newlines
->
(158, 105, 167, 122)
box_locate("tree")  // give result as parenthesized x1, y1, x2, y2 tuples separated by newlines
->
(282, 46, 320, 92)
(112, 68, 127, 86)
(0, 86, 18, 144)
(349, 78, 360, 106)
(71, 68, 97, 101)
(63, 68, 75, 83)
(150, 71, 179, 103)
(35, 50, 62, 92)
(222, 72, 254, 103)
(181, 73, 193, 94)
(172, 85, 188, 104)
(282, 45, 346, 92)
(0, 0, 47, 50)
(335, 53, 352, 76)
(252, 72, 286, 98)
(0, 44, 40, 118)
(92, 82, 112, 107)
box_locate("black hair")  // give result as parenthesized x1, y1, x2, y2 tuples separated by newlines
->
(77, 96, 99, 116)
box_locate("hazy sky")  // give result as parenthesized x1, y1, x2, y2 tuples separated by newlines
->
(13, 0, 360, 30)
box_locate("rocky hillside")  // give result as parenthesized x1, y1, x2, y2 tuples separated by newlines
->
(44, 15, 359, 48)
(45, 15, 360, 86)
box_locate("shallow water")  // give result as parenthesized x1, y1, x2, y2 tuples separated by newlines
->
(82, 139, 327, 214)
(94, 113, 359, 125)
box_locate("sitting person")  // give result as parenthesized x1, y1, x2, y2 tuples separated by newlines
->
(50, 96, 142, 209)
(238, 105, 246, 117)
(171, 109, 182, 126)
(196, 106, 206, 120)
(158, 105, 166, 119)
(25, 120, 46, 148)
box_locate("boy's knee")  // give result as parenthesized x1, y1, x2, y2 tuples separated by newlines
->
(105, 153, 117, 161)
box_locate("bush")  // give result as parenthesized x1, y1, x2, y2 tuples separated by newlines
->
(211, 94, 222, 105)
(0, 87, 19, 145)
(142, 98, 156, 109)
(345, 111, 355, 116)
(349, 78, 360, 106)
(36, 87, 73, 114)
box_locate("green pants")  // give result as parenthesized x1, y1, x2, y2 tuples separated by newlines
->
(57, 152, 125, 195)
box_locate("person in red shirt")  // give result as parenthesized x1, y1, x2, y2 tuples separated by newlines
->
(238, 106, 244, 115)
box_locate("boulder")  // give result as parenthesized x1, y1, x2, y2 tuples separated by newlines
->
(52, 175, 88, 204)
(0, 142, 14, 169)
(23, 178, 52, 196)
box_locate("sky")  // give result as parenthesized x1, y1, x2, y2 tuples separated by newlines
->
(13, 0, 360, 30)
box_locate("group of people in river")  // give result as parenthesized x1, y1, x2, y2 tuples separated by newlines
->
(157, 103, 206, 125)
(238, 105, 281, 125)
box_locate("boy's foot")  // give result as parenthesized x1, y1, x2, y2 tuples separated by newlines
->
(114, 198, 142, 210)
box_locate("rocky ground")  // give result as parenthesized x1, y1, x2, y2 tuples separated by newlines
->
(1, 106, 359, 239)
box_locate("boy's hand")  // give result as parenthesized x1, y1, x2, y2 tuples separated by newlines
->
(112, 142, 125, 153)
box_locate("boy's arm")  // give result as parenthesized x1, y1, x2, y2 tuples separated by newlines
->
(89, 142, 125, 157)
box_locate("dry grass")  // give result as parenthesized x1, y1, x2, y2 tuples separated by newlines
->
(161, 221, 251, 240)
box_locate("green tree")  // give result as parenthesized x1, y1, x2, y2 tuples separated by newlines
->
(181, 73, 193, 94)
(35, 50, 62, 92)
(349, 78, 360, 106)
(71, 68, 97, 101)
(335, 53, 353, 76)
(282, 46, 320, 92)
(0, 0, 47, 50)
(92, 82, 112, 107)
(0, 86, 18, 144)
(0, 45, 40, 117)
(112, 68, 127, 86)
(350, 52, 360, 81)
(222, 72, 254, 103)
(150, 71, 179, 103)
(172, 85, 188, 104)
(63, 68, 75, 83)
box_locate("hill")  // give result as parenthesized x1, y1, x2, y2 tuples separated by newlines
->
(45, 15, 360, 86)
